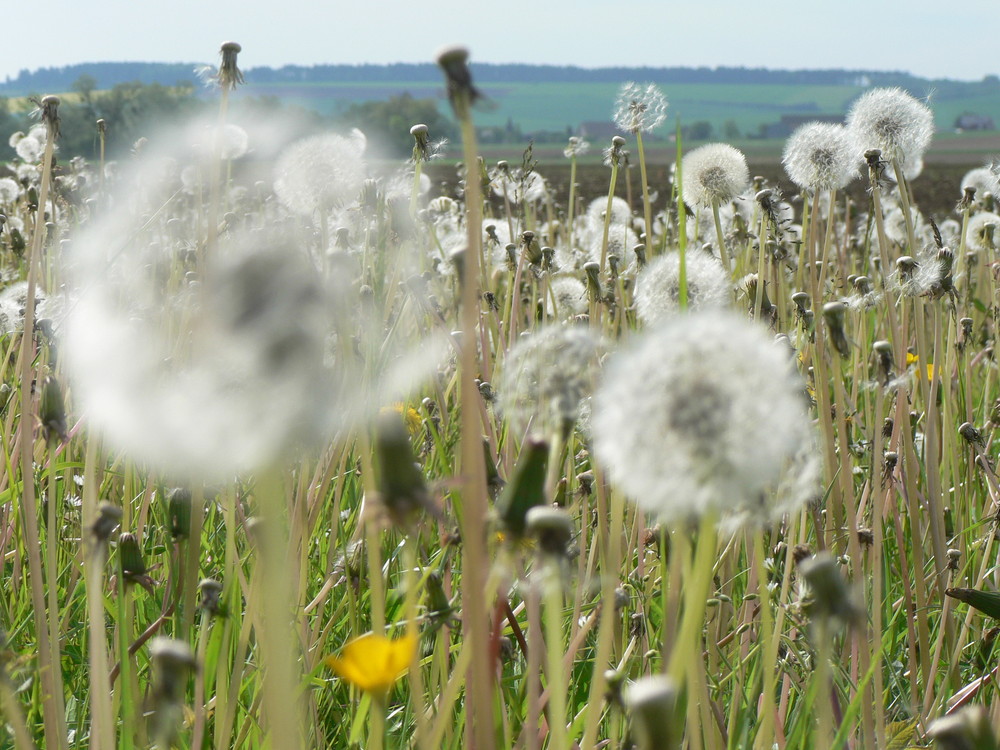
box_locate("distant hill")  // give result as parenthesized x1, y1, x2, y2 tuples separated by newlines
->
(3, 62, 998, 145)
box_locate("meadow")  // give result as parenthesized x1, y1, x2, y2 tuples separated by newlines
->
(2, 44, 1000, 750)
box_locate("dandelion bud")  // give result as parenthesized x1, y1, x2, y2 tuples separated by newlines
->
(374, 411, 433, 529)
(625, 675, 681, 750)
(217, 41, 245, 90)
(166, 488, 192, 539)
(148, 636, 197, 745)
(883, 451, 898, 482)
(40, 374, 67, 446)
(118, 532, 146, 577)
(496, 438, 549, 539)
(525, 506, 573, 558)
(604, 669, 625, 707)
(541, 246, 555, 270)
(927, 705, 998, 749)
(822, 301, 850, 358)
(436, 45, 480, 110)
(584, 261, 602, 300)
(633, 243, 647, 268)
(853, 275, 872, 295)
(199, 579, 224, 615)
(90, 502, 123, 544)
(36, 95, 60, 140)
(799, 551, 860, 625)
(857, 528, 874, 547)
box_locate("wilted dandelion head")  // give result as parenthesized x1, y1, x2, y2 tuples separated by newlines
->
(593, 310, 817, 525)
(273, 130, 367, 216)
(681, 143, 750, 208)
(846, 87, 934, 165)
(613, 82, 668, 135)
(498, 325, 603, 440)
(634, 251, 731, 325)
(782, 123, 859, 192)
(564, 136, 590, 159)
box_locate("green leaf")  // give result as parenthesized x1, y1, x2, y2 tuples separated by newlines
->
(886, 719, 919, 749)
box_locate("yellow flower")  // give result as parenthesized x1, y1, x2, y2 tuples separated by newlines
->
(906, 352, 936, 381)
(325, 633, 416, 695)
(381, 403, 422, 438)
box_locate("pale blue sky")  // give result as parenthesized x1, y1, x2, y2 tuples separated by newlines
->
(3, 0, 996, 82)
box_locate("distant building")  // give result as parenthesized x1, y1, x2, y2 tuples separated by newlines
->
(954, 114, 995, 132)
(761, 113, 843, 139)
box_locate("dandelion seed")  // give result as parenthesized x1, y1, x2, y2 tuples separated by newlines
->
(613, 82, 668, 135)
(634, 251, 731, 325)
(498, 325, 603, 440)
(681, 144, 750, 209)
(782, 123, 859, 193)
(325, 633, 416, 696)
(593, 311, 817, 525)
(846, 87, 934, 167)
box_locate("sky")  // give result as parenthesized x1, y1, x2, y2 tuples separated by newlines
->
(3, 0, 998, 82)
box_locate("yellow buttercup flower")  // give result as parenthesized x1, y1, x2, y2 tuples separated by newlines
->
(906, 352, 936, 381)
(325, 633, 416, 695)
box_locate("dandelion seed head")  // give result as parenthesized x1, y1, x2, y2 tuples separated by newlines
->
(563, 136, 590, 159)
(15, 136, 42, 163)
(634, 251, 731, 325)
(966, 211, 1000, 252)
(0, 177, 21, 203)
(961, 166, 996, 203)
(593, 310, 816, 525)
(613, 82, 668, 135)
(498, 325, 603, 439)
(681, 144, 750, 208)
(846, 87, 934, 165)
(544, 275, 588, 319)
(782, 123, 859, 192)
(273, 131, 367, 216)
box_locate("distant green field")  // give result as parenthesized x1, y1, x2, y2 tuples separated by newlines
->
(241, 79, 1000, 138)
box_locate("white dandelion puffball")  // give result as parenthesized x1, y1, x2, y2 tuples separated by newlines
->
(846, 87, 934, 166)
(63, 118, 441, 482)
(634, 251, 731, 325)
(593, 310, 817, 524)
(681, 143, 750, 208)
(613, 82, 668, 134)
(498, 325, 604, 439)
(966, 211, 1000, 252)
(273, 130, 367, 215)
(782, 123, 859, 192)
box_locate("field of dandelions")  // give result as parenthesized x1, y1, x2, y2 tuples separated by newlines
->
(4, 42, 1000, 750)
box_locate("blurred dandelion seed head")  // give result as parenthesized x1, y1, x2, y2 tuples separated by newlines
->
(634, 251, 731, 325)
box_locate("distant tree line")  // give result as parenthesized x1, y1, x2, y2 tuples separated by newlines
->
(6, 62, 999, 98)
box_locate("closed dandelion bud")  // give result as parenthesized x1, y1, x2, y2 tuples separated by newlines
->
(199, 579, 224, 615)
(495, 438, 549, 539)
(882, 418, 894, 440)
(625, 675, 681, 750)
(483, 437, 504, 497)
(375, 411, 433, 528)
(149, 636, 197, 745)
(927, 705, 998, 749)
(167, 487, 192, 539)
(857, 528, 874, 547)
(521, 231, 541, 265)
(633, 243, 647, 268)
(410, 123, 429, 163)
(90, 502, 123, 544)
(217, 41, 245, 90)
(118, 532, 146, 577)
(604, 669, 625, 707)
(40, 374, 66, 445)
(525, 506, 573, 558)
(799, 552, 860, 625)
(425, 570, 453, 623)
(504, 243, 517, 271)
(883, 451, 898, 481)
(583, 261, 602, 300)
(541, 246, 555, 270)
(436, 45, 480, 109)
(37, 95, 60, 140)
(822, 301, 850, 358)
(853, 275, 872, 295)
